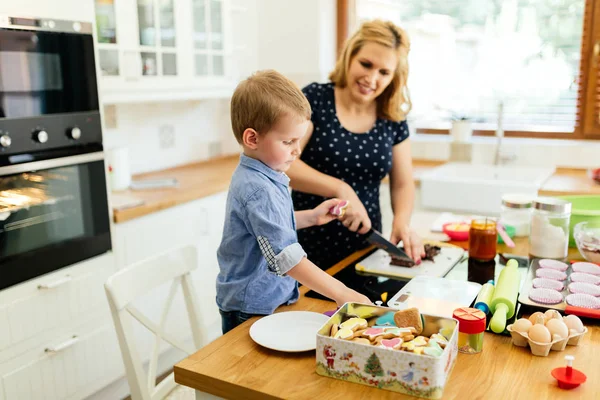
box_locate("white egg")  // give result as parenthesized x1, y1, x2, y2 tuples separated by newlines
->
(528, 324, 551, 343)
(512, 318, 533, 333)
(545, 319, 569, 339)
(528, 311, 545, 325)
(544, 309, 562, 323)
(563, 315, 585, 333)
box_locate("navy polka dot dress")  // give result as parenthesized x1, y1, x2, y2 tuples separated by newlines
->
(292, 82, 410, 270)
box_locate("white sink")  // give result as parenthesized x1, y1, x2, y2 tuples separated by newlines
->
(420, 163, 556, 215)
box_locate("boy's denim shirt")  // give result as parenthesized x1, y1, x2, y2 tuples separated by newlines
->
(216, 154, 306, 314)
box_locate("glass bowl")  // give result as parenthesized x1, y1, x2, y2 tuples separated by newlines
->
(573, 221, 600, 264)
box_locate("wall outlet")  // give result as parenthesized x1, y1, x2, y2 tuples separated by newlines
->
(159, 125, 175, 148)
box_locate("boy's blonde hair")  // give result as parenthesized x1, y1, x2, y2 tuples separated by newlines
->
(231, 70, 311, 143)
(329, 19, 411, 121)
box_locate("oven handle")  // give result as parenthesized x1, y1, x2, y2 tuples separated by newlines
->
(37, 275, 72, 290)
(0, 151, 104, 176)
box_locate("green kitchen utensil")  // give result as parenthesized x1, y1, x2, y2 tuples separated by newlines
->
(557, 195, 600, 247)
(489, 259, 520, 334)
(474, 280, 495, 314)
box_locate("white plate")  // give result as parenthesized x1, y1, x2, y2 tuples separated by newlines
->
(249, 311, 329, 352)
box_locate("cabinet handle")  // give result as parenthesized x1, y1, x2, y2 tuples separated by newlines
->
(45, 335, 79, 353)
(37, 275, 72, 289)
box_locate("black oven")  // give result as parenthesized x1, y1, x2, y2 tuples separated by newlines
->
(0, 16, 111, 290)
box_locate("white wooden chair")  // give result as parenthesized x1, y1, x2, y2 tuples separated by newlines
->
(104, 245, 203, 400)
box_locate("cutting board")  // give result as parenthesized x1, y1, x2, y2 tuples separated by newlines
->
(355, 242, 466, 279)
(387, 276, 482, 318)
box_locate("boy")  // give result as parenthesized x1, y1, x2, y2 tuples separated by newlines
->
(217, 70, 370, 334)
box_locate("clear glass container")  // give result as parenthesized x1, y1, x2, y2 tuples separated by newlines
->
(500, 194, 532, 237)
(529, 197, 571, 260)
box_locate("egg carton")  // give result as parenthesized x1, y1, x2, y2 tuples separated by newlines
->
(506, 325, 588, 357)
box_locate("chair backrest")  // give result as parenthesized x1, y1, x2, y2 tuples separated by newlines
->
(105, 245, 204, 400)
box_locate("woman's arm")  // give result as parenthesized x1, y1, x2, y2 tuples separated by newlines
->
(389, 139, 424, 261)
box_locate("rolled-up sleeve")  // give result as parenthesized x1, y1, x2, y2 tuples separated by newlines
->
(245, 189, 306, 276)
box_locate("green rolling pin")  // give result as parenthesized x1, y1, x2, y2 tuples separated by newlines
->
(489, 259, 521, 333)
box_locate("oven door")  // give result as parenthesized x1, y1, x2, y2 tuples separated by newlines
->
(0, 150, 111, 290)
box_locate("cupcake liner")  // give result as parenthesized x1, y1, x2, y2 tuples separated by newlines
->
(535, 268, 567, 281)
(532, 278, 564, 291)
(538, 259, 569, 272)
(568, 282, 600, 297)
(571, 262, 600, 276)
(528, 288, 564, 305)
(569, 272, 600, 285)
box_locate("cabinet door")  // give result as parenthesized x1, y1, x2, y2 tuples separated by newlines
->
(191, 0, 227, 77)
(0, 322, 123, 400)
(0, 253, 116, 361)
(95, 0, 120, 77)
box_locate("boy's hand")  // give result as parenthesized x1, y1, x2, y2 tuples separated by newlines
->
(335, 287, 371, 308)
(312, 198, 347, 226)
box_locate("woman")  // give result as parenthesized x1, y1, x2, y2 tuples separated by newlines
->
(288, 19, 424, 270)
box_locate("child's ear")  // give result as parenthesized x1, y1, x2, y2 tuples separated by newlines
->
(242, 128, 259, 150)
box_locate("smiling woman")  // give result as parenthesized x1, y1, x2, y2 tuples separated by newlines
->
(287, 20, 425, 271)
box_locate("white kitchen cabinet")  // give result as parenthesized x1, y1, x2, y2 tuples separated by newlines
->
(94, 0, 236, 104)
(0, 317, 124, 400)
(0, 253, 116, 364)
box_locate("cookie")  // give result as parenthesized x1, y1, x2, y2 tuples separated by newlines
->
(393, 308, 423, 335)
(423, 340, 444, 357)
(351, 337, 371, 345)
(330, 324, 339, 337)
(340, 317, 368, 331)
(329, 200, 350, 217)
(379, 338, 403, 350)
(333, 327, 354, 340)
(362, 327, 386, 341)
(383, 327, 415, 338)
(429, 333, 448, 349)
(374, 312, 396, 327)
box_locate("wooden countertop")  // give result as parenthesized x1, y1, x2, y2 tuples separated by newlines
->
(112, 156, 599, 223)
(173, 239, 597, 400)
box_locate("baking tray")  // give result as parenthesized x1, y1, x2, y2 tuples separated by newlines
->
(518, 259, 600, 319)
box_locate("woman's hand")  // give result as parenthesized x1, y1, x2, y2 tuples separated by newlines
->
(336, 184, 372, 234)
(390, 222, 425, 264)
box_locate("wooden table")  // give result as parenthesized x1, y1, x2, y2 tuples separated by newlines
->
(174, 239, 598, 399)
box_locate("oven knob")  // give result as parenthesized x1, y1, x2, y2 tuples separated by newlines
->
(33, 130, 48, 143)
(68, 127, 82, 140)
(0, 134, 11, 148)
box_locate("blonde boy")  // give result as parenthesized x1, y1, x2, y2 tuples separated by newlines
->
(217, 70, 370, 334)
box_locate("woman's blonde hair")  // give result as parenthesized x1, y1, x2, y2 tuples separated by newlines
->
(329, 19, 411, 121)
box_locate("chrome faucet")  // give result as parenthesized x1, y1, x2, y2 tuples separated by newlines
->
(493, 101, 504, 166)
(493, 101, 516, 165)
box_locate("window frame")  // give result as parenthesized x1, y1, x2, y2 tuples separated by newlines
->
(338, 0, 600, 140)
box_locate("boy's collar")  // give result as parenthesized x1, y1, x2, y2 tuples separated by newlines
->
(239, 153, 290, 186)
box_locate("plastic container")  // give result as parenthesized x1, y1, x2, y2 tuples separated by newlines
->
(452, 307, 486, 354)
(469, 219, 497, 261)
(529, 197, 571, 260)
(557, 195, 600, 247)
(500, 194, 532, 237)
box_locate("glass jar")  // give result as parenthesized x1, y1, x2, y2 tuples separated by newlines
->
(529, 197, 571, 260)
(453, 307, 486, 354)
(469, 219, 497, 261)
(500, 194, 532, 237)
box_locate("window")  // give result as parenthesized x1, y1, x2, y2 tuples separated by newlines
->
(343, 0, 600, 139)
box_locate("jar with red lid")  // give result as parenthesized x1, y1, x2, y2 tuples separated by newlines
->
(453, 307, 486, 354)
